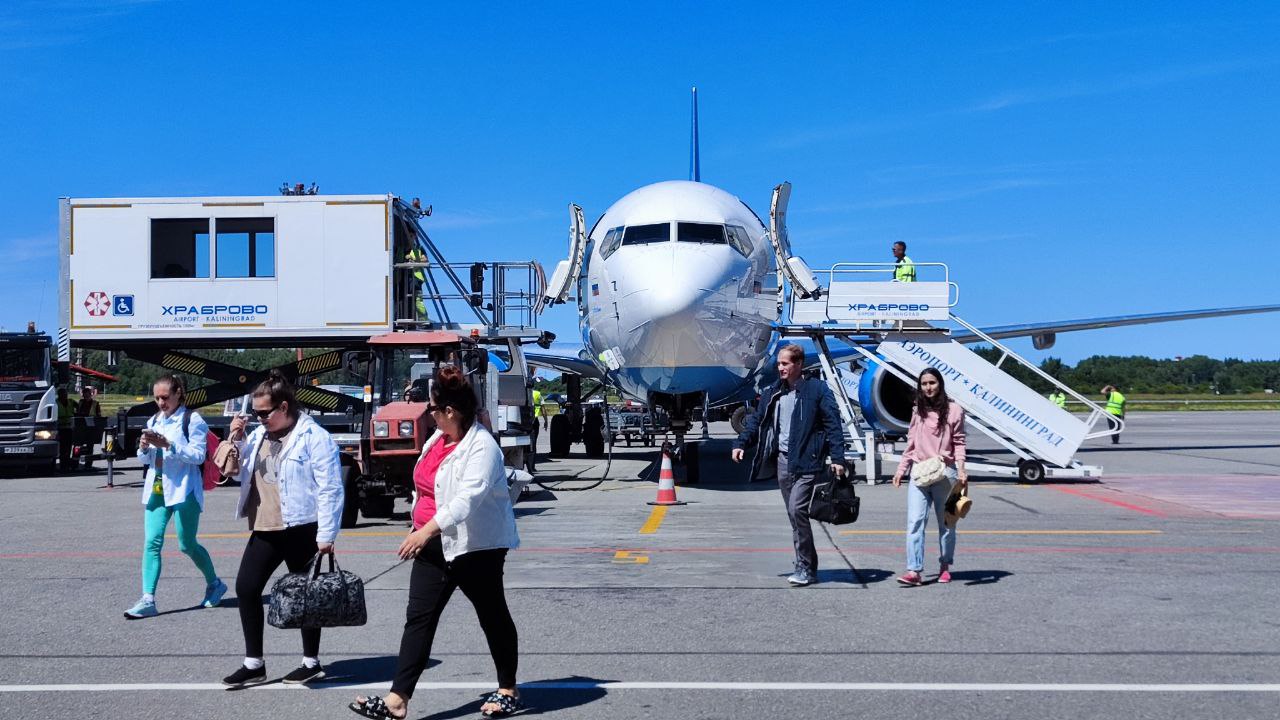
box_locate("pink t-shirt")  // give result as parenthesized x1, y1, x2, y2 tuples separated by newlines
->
(900, 402, 967, 473)
(412, 439, 458, 530)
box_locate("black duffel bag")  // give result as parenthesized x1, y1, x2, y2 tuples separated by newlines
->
(268, 552, 367, 630)
(809, 465, 860, 525)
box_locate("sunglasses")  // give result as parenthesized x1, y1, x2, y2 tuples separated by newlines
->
(252, 404, 281, 420)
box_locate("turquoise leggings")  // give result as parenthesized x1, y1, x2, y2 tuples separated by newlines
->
(143, 493, 218, 594)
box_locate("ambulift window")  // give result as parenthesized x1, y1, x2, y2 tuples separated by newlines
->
(677, 222, 727, 245)
(620, 223, 670, 246)
(150, 219, 210, 279)
(216, 218, 276, 278)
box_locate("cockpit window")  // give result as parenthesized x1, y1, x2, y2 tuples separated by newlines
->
(621, 223, 670, 246)
(599, 226, 625, 260)
(725, 225, 754, 257)
(677, 222, 726, 244)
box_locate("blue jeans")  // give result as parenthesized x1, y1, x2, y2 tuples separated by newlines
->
(905, 467, 957, 572)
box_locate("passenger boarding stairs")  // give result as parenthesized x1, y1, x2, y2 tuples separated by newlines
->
(393, 208, 548, 342)
(780, 262, 1120, 483)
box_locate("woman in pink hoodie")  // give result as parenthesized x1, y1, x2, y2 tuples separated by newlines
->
(892, 367, 967, 586)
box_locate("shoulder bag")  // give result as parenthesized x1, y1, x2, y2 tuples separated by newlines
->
(809, 464, 860, 525)
(911, 456, 948, 487)
(268, 552, 367, 629)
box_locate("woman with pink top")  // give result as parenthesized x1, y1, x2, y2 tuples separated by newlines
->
(892, 367, 967, 586)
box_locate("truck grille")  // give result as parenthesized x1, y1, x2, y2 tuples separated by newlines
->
(0, 392, 42, 445)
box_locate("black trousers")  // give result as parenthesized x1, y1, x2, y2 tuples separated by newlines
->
(1107, 415, 1122, 444)
(58, 429, 73, 471)
(236, 522, 321, 658)
(391, 536, 517, 698)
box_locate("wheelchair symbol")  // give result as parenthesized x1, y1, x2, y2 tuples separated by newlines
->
(112, 295, 135, 316)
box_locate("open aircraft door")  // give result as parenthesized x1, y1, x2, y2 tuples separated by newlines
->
(540, 203, 588, 310)
(768, 182, 821, 299)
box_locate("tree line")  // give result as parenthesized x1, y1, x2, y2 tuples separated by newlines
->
(80, 347, 1277, 397)
(973, 349, 1278, 395)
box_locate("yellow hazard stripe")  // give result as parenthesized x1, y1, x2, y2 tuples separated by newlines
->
(295, 387, 340, 411)
(162, 354, 207, 376)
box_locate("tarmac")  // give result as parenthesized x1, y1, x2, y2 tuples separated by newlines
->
(1, 411, 1278, 719)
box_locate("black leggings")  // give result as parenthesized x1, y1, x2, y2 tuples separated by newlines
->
(236, 523, 321, 658)
(391, 537, 518, 698)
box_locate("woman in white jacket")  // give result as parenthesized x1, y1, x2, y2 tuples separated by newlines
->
(350, 366, 521, 720)
(123, 374, 225, 619)
(220, 370, 345, 688)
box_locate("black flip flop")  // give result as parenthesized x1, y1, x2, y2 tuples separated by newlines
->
(349, 696, 406, 720)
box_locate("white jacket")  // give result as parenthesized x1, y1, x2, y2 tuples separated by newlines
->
(137, 408, 207, 509)
(234, 413, 345, 544)
(424, 423, 519, 562)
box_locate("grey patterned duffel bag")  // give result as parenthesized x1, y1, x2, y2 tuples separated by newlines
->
(268, 553, 367, 629)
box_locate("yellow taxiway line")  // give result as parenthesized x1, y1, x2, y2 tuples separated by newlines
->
(638, 505, 668, 535)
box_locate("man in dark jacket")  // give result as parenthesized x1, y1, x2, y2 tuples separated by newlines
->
(731, 344, 847, 586)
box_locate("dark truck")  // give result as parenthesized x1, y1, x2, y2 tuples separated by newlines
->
(0, 328, 59, 471)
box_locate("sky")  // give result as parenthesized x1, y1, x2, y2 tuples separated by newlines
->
(1, 1, 1278, 365)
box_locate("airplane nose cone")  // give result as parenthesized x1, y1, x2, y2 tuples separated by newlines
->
(618, 245, 739, 371)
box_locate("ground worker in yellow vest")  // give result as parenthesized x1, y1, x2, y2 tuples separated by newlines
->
(404, 246, 427, 321)
(892, 241, 916, 282)
(56, 387, 78, 472)
(529, 388, 543, 471)
(1048, 391, 1067, 409)
(1101, 385, 1126, 444)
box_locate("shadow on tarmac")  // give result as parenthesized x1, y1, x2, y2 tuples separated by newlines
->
(320, 654, 429, 685)
(949, 569, 1013, 586)
(406, 675, 609, 719)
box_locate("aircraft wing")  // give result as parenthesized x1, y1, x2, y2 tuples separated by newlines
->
(522, 342, 605, 379)
(955, 304, 1280, 345)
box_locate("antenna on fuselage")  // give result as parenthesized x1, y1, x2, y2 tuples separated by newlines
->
(689, 86, 701, 182)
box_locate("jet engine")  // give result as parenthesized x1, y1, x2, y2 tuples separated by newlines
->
(837, 361, 915, 439)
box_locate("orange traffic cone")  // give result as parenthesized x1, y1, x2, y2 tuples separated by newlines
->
(648, 447, 686, 506)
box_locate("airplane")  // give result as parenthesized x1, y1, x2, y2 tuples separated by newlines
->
(531, 89, 1280, 479)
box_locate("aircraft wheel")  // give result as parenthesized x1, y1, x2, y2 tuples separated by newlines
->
(549, 414, 571, 457)
(583, 421, 605, 458)
(730, 406, 747, 435)
(1017, 459, 1045, 483)
(682, 442, 700, 485)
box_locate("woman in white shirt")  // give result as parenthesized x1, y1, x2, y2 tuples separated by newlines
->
(123, 374, 226, 619)
(350, 365, 521, 719)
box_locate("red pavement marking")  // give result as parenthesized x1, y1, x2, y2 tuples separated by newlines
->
(1099, 475, 1280, 520)
(1048, 485, 1168, 517)
(6, 545, 1280, 560)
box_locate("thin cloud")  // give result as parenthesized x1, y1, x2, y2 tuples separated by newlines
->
(805, 178, 1053, 214)
(770, 58, 1275, 150)
(0, 235, 59, 264)
(0, 0, 163, 52)
(864, 159, 1103, 186)
(963, 59, 1276, 113)
(981, 22, 1194, 55)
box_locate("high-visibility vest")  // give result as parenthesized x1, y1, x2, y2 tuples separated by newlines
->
(1049, 392, 1066, 408)
(1105, 391, 1126, 416)
(57, 398, 77, 428)
(532, 389, 543, 418)
(405, 247, 426, 283)
(894, 256, 916, 282)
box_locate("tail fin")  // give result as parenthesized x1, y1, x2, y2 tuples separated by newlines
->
(689, 86, 700, 182)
